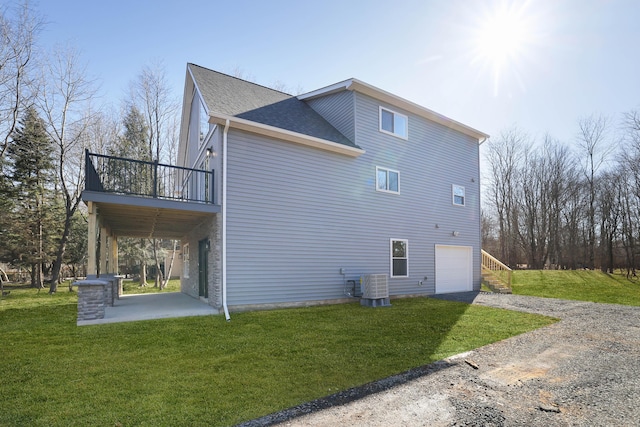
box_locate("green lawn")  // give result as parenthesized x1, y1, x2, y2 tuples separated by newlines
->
(512, 270, 640, 306)
(0, 285, 554, 426)
(122, 278, 181, 294)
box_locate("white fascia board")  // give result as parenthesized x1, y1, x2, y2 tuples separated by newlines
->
(296, 79, 354, 101)
(208, 113, 365, 157)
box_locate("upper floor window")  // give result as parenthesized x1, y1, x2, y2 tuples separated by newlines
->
(379, 107, 408, 139)
(452, 184, 465, 206)
(199, 99, 209, 144)
(376, 166, 400, 194)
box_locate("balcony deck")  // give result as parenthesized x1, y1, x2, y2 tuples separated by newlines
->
(83, 151, 219, 239)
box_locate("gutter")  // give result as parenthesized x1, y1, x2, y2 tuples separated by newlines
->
(222, 119, 231, 321)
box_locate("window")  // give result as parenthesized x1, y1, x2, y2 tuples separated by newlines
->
(199, 99, 209, 144)
(183, 244, 190, 278)
(376, 166, 400, 193)
(390, 239, 408, 277)
(379, 107, 408, 139)
(452, 184, 465, 206)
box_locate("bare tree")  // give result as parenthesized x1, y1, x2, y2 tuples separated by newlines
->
(485, 127, 528, 266)
(128, 60, 179, 288)
(576, 114, 615, 269)
(597, 170, 623, 273)
(516, 147, 542, 268)
(129, 60, 178, 163)
(38, 46, 98, 292)
(161, 112, 181, 289)
(618, 110, 640, 276)
(0, 1, 43, 158)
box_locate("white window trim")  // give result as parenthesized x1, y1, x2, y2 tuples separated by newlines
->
(390, 238, 409, 278)
(376, 166, 400, 194)
(379, 106, 408, 140)
(452, 184, 465, 206)
(183, 243, 190, 279)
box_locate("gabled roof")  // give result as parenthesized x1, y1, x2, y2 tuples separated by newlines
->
(188, 64, 359, 150)
(299, 79, 489, 142)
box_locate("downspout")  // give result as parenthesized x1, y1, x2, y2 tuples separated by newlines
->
(222, 119, 231, 321)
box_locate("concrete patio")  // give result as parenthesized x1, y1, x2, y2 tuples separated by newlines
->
(77, 292, 219, 326)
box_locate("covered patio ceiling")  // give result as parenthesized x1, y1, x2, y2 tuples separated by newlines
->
(83, 190, 219, 239)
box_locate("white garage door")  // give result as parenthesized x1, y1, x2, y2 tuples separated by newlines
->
(435, 245, 473, 293)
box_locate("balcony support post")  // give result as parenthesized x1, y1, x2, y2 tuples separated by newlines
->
(87, 201, 98, 276)
(110, 234, 118, 275)
(99, 225, 108, 276)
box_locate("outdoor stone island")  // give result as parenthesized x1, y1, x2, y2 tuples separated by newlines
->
(72, 275, 123, 324)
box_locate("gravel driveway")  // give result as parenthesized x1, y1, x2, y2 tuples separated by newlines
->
(242, 292, 640, 427)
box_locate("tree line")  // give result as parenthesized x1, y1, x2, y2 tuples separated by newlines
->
(483, 112, 640, 276)
(0, 2, 179, 292)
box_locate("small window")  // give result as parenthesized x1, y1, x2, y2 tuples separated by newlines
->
(390, 239, 408, 277)
(376, 166, 400, 193)
(183, 243, 190, 278)
(453, 185, 465, 206)
(199, 100, 209, 144)
(379, 107, 408, 139)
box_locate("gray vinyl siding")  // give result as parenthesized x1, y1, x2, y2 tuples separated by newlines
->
(305, 91, 355, 142)
(353, 93, 482, 292)
(224, 92, 480, 306)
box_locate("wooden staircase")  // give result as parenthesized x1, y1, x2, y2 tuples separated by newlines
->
(481, 250, 512, 294)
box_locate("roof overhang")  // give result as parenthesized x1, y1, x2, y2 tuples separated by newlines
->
(298, 79, 489, 143)
(208, 113, 366, 157)
(83, 191, 219, 239)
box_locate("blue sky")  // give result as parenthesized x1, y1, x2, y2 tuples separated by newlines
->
(37, 0, 640, 146)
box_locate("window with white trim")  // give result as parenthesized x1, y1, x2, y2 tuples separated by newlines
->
(452, 184, 465, 206)
(379, 106, 408, 139)
(390, 239, 408, 277)
(199, 99, 209, 144)
(182, 244, 190, 278)
(376, 166, 400, 194)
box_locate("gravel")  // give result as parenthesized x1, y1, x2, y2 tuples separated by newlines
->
(239, 292, 640, 427)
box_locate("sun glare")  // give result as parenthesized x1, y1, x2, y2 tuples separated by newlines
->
(477, 9, 527, 66)
(471, 1, 538, 96)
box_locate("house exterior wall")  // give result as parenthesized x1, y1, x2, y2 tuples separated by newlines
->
(305, 90, 356, 142)
(352, 92, 482, 291)
(222, 91, 481, 307)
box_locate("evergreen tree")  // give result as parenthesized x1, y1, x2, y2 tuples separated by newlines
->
(112, 105, 150, 161)
(6, 107, 59, 288)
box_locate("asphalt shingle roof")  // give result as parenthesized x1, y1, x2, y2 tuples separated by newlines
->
(188, 64, 358, 149)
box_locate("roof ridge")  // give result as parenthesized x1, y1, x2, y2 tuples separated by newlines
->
(188, 63, 292, 97)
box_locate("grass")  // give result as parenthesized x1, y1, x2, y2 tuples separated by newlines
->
(512, 270, 640, 306)
(0, 285, 555, 426)
(122, 278, 181, 294)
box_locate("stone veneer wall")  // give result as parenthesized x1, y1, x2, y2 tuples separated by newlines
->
(74, 275, 123, 324)
(76, 281, 106, 321)
(181, 215, 221, 309)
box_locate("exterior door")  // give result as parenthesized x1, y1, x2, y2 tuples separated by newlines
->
(435, 245, 473, 293)
(198, 239, 209, 298)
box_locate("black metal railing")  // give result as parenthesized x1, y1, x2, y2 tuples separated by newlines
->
(85, 150, 215, 204)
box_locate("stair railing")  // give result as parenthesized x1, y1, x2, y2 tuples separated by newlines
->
(481, 249, 512, 287)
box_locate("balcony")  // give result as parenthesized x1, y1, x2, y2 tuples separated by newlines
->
(83, 150, 220, 240)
